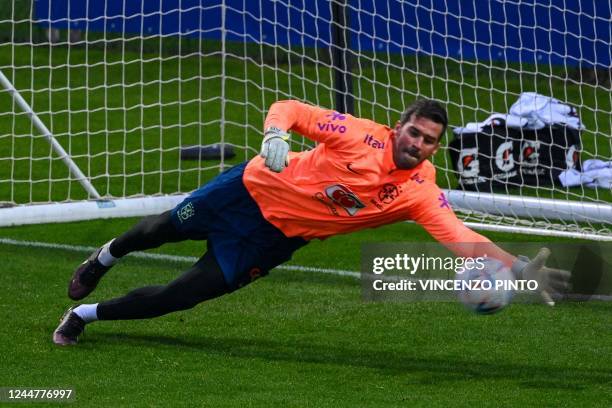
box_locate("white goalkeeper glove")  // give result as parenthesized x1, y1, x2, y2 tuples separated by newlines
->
(260, 126, 290, 173)
(512, 247, 571, 306)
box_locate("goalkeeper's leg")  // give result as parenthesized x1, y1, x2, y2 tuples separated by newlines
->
(109, 210, 194, 257)
(96, 251, 228, 320)
(68, 210, 192, 301)
(54, 251, 228, 345)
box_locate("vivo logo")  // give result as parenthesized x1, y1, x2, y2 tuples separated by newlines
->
(317, 122, 347, 133)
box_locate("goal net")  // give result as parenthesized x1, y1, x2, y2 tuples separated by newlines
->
(0, 0, 610, 239)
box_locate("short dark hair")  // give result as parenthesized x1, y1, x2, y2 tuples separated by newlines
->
(399, 99, 448, 139)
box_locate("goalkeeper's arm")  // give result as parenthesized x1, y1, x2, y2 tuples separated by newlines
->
(259, 126, 290, 173)
(259, 100, 329, 173)
(413, 186, 570, 305)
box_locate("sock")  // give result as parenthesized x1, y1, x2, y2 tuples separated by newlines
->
(73, 303, 99, 323)
(97, 239, 118, 267)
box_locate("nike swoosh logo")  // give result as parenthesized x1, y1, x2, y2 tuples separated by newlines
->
(346, 163, 362, 175)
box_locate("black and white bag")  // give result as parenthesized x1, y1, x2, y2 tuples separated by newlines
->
(448, 119, 581, 192)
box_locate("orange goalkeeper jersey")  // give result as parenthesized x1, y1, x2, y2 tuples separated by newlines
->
(243, 100, 491, 247)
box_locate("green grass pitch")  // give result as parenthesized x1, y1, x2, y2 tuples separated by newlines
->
(0, 22, 610, 406)
(0, 220, 610, 406)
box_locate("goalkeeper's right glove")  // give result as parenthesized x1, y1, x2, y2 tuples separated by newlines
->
(511, 247, 571, 306)
(260, 126, 290, 173)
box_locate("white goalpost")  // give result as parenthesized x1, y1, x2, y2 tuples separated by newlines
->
(0, 69, 100, 199)
(0, 1, 610, 240)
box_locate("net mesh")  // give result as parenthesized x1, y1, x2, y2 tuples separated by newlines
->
(0, 0, 609, 236)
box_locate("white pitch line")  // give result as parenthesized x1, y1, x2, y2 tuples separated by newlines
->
(0, 237, 360, 278)
(2, 237, 611, 301)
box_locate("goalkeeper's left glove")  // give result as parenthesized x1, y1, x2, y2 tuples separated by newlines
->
(260, 126, 290, 173)
(512, 247, 571, 306)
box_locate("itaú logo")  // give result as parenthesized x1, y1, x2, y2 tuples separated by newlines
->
(324, 184, 365, 216)
(363, 134, 385, 149)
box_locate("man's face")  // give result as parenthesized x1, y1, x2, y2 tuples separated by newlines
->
(392, 115, 443, 169)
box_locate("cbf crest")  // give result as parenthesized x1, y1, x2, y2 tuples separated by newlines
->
(177, 202, 195, 223)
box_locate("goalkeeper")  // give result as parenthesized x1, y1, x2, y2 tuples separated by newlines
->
(53, 99, 569, 345)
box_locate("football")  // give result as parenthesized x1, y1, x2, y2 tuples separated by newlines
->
(457, 257, 515, 314)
